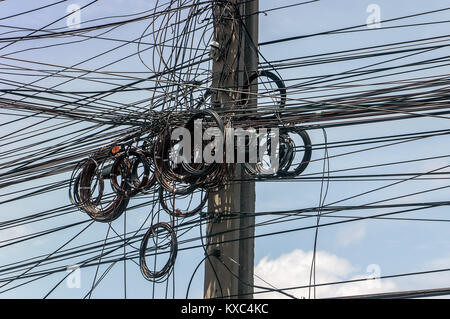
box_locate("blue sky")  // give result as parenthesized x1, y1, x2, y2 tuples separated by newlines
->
(0, 0, 449, 298)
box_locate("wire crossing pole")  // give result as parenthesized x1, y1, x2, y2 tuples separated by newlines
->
(204, 0, 258, 299)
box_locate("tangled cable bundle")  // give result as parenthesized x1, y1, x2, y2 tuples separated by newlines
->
(70, 147, 130, 223)
(139, 222, 178, 282)
(110, 147, 155, 197)
(70, 107, 313, 221)
(68, 106, 313, 284)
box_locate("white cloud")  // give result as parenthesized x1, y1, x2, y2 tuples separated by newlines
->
(336, 222, 366, 247)
(254, 249, 396, 299)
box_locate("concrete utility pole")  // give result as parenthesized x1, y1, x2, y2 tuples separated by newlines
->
(204, 0, 258, 299)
